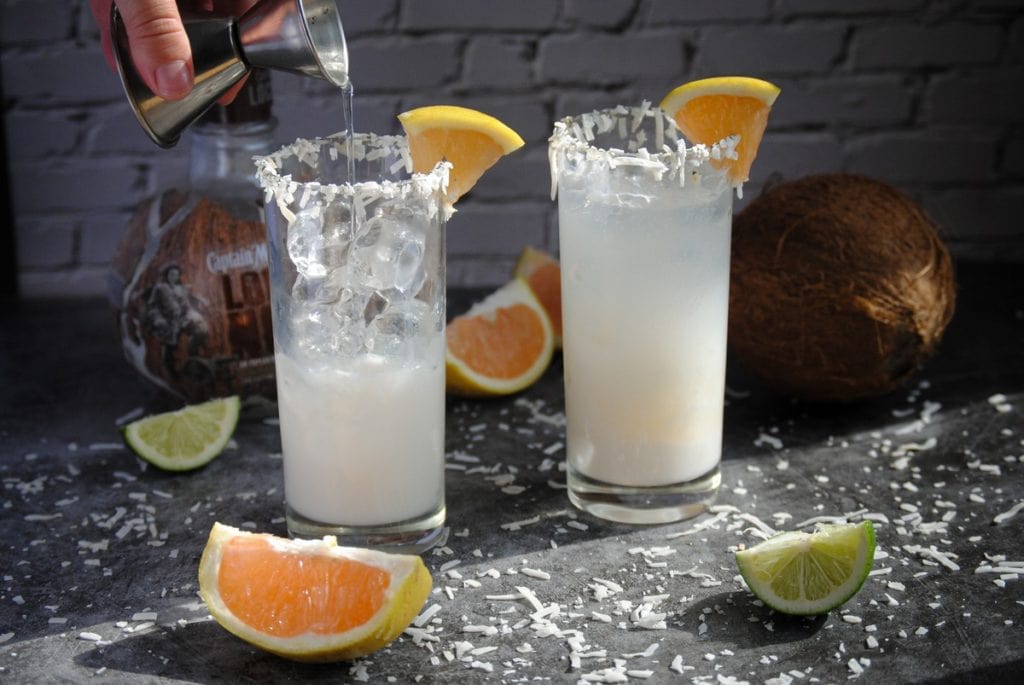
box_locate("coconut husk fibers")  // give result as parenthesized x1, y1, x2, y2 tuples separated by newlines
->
(729, 173, 956, 402)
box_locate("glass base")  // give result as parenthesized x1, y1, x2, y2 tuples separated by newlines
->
(568, 463, 720, 524)
(286, 503, 447, 554)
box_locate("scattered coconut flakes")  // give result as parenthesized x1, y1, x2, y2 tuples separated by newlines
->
(403, 627, 439, 644)
(439, 559, 461, 572)
(115, 406, 145, 425)
(667, 510, 730, 538)
(622, 643, 659, 659)
(501, 515, 541, 531)
(592, 577, 624, 594)
(627, 670, 654, 679)
(88, 442, 124, 451)
(891, 437, 938, 458)
(579, 666, 629, 683)
(515, 585, 546, 615)
(513, 398, 567, 427)
(765, 675, 793, 685)
(471, 646, 498, 656)
(904, 544, 960, 571)
(413, 603, 442, 627)
(993, 501, 1024, 524)
(793, 515, 848, 528)
(520, 568, 551, 581)
(25, 513, 61, 522)
(736, 513, 777, 537)
(988, 393, 1012, 413)
(755, 433, 784, 450)
(975, 562, 1024, 574)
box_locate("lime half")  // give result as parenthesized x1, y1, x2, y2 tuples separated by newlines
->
(124, 396, 241, 471)
(735, 521, 876, 615)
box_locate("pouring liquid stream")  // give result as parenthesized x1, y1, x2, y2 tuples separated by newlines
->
(340, 79, 356, 234)
(340, 80, 356, 184)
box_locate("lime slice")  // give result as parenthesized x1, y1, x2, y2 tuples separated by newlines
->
(124, 396, 241, 471)
(735, 521, 876, 615)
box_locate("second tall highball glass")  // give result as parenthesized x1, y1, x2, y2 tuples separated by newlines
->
(550, 105, 735, 524)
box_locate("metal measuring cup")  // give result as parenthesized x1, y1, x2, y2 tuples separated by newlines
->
(112, 0, 349, 148)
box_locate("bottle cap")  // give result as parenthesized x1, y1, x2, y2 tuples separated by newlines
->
(198, 69, 273, 125)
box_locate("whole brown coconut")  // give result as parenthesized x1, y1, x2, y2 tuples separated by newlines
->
(729, 173, 956, 402)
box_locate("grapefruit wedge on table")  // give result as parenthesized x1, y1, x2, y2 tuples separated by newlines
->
(398, 105, 526, 203)
(198, 523, 432, 662)
(660, 76, 781, 184)
(446, 278, 555, 397)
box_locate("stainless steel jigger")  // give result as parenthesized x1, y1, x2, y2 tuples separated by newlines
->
(112, 0, 348, 148)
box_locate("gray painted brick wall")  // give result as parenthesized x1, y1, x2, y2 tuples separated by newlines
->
(2, 0, 1023, 298)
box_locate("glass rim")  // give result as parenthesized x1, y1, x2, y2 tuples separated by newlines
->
(254, 131, 451, 205)
(548, 102, 738, 172)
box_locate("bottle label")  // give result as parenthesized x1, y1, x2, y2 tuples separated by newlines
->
(112, 191, 276, 402)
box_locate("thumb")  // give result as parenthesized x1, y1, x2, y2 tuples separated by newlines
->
(116, 0, 194, 100)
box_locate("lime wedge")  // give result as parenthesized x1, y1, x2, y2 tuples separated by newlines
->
(124, 396, 241, 471)
(735, 521, 876, 615)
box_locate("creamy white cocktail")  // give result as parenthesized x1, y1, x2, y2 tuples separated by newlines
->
(275, 351, 444, 527)
(256, 133, 448, 551)
(550, 105, 735, 523)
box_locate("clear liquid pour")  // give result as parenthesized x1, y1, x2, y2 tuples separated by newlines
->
(340, 80, 356, 184)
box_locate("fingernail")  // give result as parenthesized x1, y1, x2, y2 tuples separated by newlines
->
(155, 60, 192, 99)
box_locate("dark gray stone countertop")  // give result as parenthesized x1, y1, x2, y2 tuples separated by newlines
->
(1, 262, 1022, 684)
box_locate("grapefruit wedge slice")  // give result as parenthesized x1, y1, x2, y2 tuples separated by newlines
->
(446, 278, 554, 397)
(398, 105, 525, 204)
(660, 76, 781, 184)
(198, 523, 432, 662)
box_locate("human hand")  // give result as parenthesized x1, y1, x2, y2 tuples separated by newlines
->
(89, 0, 258, 103)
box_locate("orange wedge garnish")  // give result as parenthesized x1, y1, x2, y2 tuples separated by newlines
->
(398, 105, 525, 204)
(660, 76, 780, 184)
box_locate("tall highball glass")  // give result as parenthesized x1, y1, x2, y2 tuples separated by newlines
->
(256, 133, 449, 552)
(550, 105, 735, 524)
